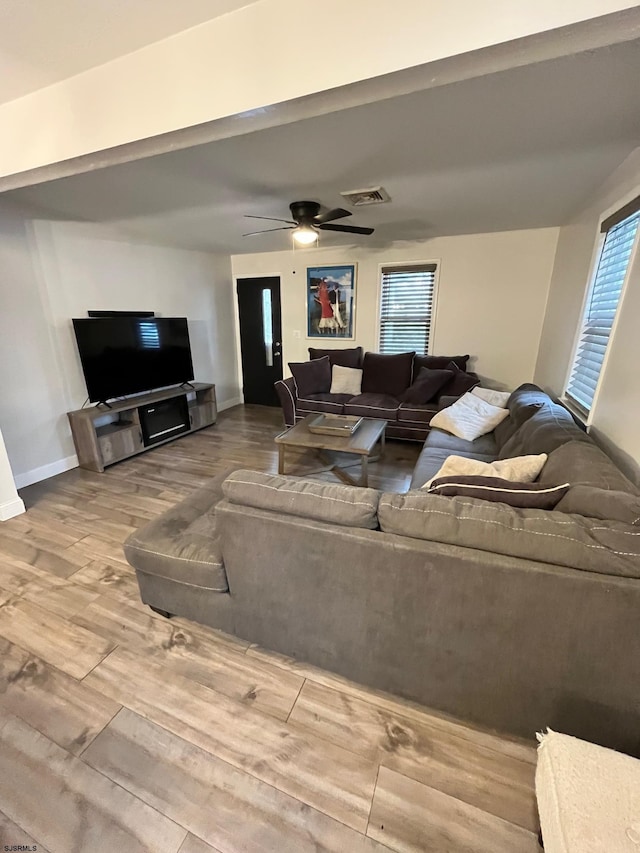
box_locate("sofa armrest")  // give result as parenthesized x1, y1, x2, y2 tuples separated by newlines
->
(275, 377, 297, 427)
(437, 395, 459, 410)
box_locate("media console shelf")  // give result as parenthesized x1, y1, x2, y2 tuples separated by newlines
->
(68, 383, 216, 472)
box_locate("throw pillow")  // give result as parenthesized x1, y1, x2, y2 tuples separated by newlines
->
(428, 476, 569, 509)
(330, 365, 363, 396)
(414, 353, 470, 372)
(400, 367, 454, 405)
(308, 346, 363, 368)
(439, 362, 479, 397)
(472, 386, 511, 408)
(421, 452, 548, 489)
(429, 391, 509, 441)
(361, 351, 415, 397)
(288, 356, 331, 398)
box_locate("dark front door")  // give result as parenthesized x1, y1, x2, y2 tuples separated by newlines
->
(237, 276, 283, 406)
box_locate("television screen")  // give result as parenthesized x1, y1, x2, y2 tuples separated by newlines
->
(72, 317, 195, 402)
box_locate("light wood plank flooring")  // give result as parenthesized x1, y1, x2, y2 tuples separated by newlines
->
(0, 405, 541, 852)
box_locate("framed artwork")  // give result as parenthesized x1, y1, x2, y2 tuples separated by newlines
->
(306, 264, 356, 339)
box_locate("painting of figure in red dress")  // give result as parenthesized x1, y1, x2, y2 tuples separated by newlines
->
(306, 265, 356, 338)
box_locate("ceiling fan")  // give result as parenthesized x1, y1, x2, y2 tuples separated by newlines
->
(243, 200, 374, 244)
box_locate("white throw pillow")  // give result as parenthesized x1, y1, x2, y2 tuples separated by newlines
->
(430, 391, 509, 441)
(330, 365, 363, 396)
(422, 453, 548, 489)
(472, 386, 511, 408)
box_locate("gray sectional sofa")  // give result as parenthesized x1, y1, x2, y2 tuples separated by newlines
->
(124, 384, 640, 755)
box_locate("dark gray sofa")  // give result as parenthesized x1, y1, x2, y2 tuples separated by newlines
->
(124, 384, 640, 755)
(275, 347, 479, 441)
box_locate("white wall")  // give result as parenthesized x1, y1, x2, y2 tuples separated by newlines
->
(231, 228, 559, 391)
(0, 428, 25, 520)
(0, 0, 635, 179)
(0, 203, 240, 487)
(0, 201, 69, 487)
(534, 147, 640, 476)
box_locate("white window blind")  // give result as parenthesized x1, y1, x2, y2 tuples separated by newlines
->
(379, 264, 436, 355)
(566, 202, 640, 416)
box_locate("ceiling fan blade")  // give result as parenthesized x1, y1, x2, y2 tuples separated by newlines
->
(319, 223, 374, 235)
(314, 207, 352, 224)
(244, 214, 297, 224)
(243, 226, 295, 236)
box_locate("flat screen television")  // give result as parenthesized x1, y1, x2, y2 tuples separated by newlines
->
(73, 317, 195, 402)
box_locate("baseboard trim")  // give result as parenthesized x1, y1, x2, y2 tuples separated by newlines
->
(218, 396, 242, 412)
(14, 454, 79, 489)
(0, 496, 26, 521)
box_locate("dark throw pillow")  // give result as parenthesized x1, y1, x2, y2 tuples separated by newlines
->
(439, 362, 479, 397)
(400, 367, 454, 404)
(361, 351, 415, 397)
(308, 346, 363, 368)
(428, 476, 570, 509)
(414, 353, 470, 374)
(288, 356, 331, 398)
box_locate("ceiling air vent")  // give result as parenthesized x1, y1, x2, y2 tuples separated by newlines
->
(340, 186, 391, 206)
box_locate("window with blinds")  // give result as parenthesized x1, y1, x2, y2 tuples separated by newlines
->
(566, 198, 640, 417)
(379, 263, 437, 355)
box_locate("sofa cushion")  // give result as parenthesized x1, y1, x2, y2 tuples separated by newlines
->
(329, 365, 362, 396)
(123, 466, 237, 591)
(378, 491, 640, 578)
(361, 351, 414, 397)
(507, 383, 550, 413)
(296, 392, 353, 415)
(498, 403, 589, 459)
(428, 476, 569, 510)
(288, 356, 331, 397)
(397, 403, 438, 425)
(493, 415, 519, 449)
(439, 362, 480, 397)
(424, 428, 499, 457)
(222, 469, 380, 529)
(413, 353, 470, 374)
(503, 383, 549, 433)
(539, 440, 638, 494)
(344, 393, 400, 420)
(423, 453, 548, 489)
(557, 486, 640, 525)
(410, 446, 498, 490)
(429, 392, 509, 441)
(309, 346, 363, 368)
(400, 367, 454, 404)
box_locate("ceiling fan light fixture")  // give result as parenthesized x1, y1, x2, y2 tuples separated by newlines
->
(292, 225, 318, 245)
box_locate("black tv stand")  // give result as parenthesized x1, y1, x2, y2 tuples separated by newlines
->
(68, 383, 217, 472)
(96, 400, 113, 409)
(180, 381, 196, 390)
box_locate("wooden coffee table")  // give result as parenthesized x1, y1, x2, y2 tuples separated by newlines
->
(275, 415, 386, 487)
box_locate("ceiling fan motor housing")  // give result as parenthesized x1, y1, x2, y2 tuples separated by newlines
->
(289, 200, 321, 224)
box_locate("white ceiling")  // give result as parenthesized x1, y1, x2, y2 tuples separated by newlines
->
(4, 39, 640, 253)
(0, 0, 258, 104)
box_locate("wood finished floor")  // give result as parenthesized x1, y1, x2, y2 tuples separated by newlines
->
(0, 405, 541, 853)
